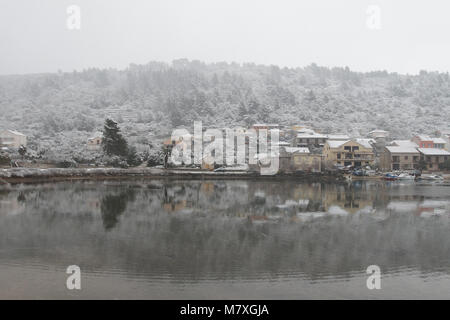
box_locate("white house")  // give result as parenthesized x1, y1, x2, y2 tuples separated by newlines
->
(0, 130, 27, 148)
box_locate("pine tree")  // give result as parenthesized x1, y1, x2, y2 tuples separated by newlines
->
(102, 118, 128, 157)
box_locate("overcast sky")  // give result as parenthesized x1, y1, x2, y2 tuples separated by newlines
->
(0, 0, 449, 75)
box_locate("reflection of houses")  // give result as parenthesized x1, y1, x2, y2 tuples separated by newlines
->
(380, 146, 420, 171)
(386, 201, 420, 214)
(418, 148, 450, 171)
(323, 139, 375, 168)
(0, 197, 24, 215)
(163, 199, 188, 212)
(418, 200, 450, 217)
(0, 130, 27, 148)
(87, 132, 103, 151)
(323, 188, 373, 214)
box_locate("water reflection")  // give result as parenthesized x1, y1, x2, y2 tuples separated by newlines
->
(0, 180, 450, 298)
(101, 189, 136, 230)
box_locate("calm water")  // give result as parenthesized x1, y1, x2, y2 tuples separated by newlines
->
(1, 179, 450, 299)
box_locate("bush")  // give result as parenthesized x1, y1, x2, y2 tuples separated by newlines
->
(147, 152, 163, 167)
(57, 159, 78, 168)
(126, 146, 143, 167)
(0, 153, 11, 165)
(439, 159, 450, 171)
(104, 155, 129, 168)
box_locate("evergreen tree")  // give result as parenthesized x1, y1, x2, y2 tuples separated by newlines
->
(102, 118, 128, 157)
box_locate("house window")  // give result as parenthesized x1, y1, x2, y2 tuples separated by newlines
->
(337, 153, 341, 159)
(404, 156, 408, 160)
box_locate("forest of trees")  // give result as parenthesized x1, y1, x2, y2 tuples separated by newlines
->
(0, 59, 449, 160)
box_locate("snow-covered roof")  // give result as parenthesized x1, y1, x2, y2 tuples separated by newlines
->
(0, 130, 26, 137)
(418, 148, 450, 156)
(275, 141, 291, 146)
(385, 146, 419, 154)
(327, 140, 350, 148)
(415, 135, 432, 141)
(390, 140, 419, 148)
(252, 124, 279, 128)
(432, 137, 447, 144)
(284, 147, 310, 154)
(355, 138, 374, 149)
(88, 131, 103, 140)
(297, 132, 327, 139)
(327, 134, 350, 140)
(326, 139, 373, 149)
(369, 129, 389, 134)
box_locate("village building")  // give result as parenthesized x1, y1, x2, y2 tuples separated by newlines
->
(389, 140, 419, 148)
(0, 130, 27, 148)
(417, 148, 450, 171)
(380, 146, 420, 171)
(87, 132, 103, 151)
(292, 129, 328, 148)
(323, 139, 375, 168)
(287, 147, 322, 172)
(412, 135, 434, 148)
(431, 137, 446, 149)
(251, 124, 280, 131)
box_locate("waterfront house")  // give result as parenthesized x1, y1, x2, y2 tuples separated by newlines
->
(380, 146, 420, 171)
(288, 147, 322, 172)
(87, 132, 103, 151)
(417, 148, 450, 171)
(0, 130, 27, 148)
(323, 139, 375, 168)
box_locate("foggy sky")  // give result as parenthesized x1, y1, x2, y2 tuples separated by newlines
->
(1, 0, 449, 75)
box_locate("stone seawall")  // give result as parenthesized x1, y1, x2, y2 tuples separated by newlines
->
(0, 167, 346, 184)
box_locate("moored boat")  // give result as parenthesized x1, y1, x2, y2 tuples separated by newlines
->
(383, 173, 398, 181)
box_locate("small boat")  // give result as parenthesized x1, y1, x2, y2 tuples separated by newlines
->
(419, 174, 444, 181)
(383, 173, 398, 181)
(397, 173, 415, 180)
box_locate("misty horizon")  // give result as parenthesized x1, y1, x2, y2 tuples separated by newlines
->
(1, 0, 449, 76)
(1, 59, 450, 78)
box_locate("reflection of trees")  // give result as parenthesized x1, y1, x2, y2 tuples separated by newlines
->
(2, 180, 450, 283)
(101, 189, 136, 230)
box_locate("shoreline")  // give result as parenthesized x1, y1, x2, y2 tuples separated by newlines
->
(1, 167, 449, 185)
(0, 167, 348, 184)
